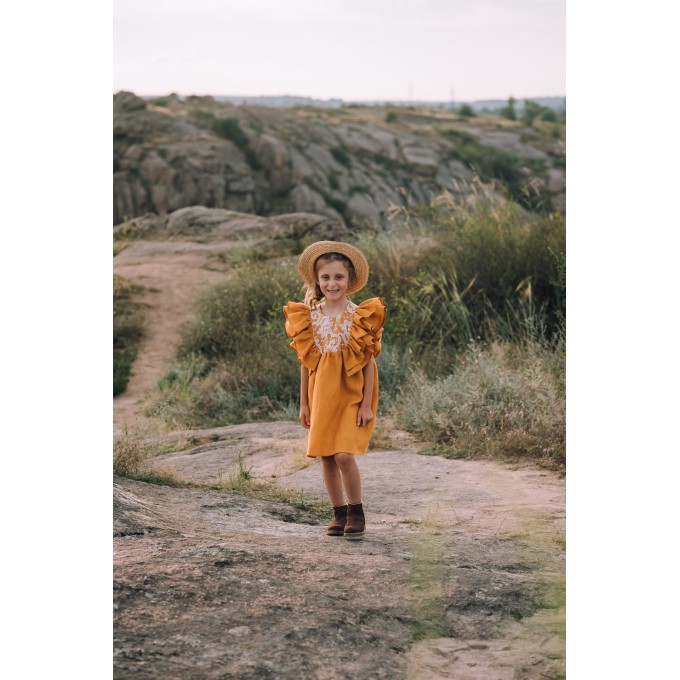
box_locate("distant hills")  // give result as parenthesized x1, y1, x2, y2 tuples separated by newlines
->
(141, 94, 566, 113)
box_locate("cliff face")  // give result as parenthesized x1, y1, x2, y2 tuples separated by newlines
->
(113, 92, 565, 226)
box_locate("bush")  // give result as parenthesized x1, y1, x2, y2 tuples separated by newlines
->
(113, 275, 146, 396)
(458, 104, 476, 117)
(441, 129, 550, 211)
(500, 96, 517, 120)
(522, 100, 560, 127)
(212, 117, 248, 148)
(330, 146, 351, 167)
(356, 196, 566, 359)
(392, 341, 565, 470)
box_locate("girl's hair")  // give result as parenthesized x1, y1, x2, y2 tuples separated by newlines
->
(304, 252, 356, 308)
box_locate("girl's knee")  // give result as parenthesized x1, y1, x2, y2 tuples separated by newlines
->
(334, 451, 355, 468)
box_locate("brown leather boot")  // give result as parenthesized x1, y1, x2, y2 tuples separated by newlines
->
(344, 502, 365, 540)
(327, 504, 348, 536)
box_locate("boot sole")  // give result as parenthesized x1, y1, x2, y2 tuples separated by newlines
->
(326, 529, 344, 536)
(344, 532, 365, 540)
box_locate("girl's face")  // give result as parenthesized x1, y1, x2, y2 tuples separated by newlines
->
(316, 260, 350, 301)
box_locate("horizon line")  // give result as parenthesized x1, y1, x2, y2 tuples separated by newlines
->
(115, 90, 567, 103)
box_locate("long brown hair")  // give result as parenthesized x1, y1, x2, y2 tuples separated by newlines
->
(303, 252, 356, 308)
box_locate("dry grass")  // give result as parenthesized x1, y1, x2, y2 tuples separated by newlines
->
(113, 424, 194, 477)
(393, 341, 565, 471)
(113, 426, 331, 522)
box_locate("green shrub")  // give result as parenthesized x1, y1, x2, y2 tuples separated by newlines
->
(330, 146, 351, 167)
(356, 197, 566, 358)
(500, 96, 517, 120)
(177, 259, 301, 361)
(212, 117, 249, 148)
(458, 104, 476, 117)
(146, 259, 304, 427)
(441, 129, 550, 211)
(113, 275, 146, 396)
(385, 110, 398, 123)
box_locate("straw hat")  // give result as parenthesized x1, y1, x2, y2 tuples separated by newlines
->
(298, 241, 369, 294)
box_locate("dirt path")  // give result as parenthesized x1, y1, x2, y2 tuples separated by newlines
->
(113, 241, 565, 679)
(113, 241, 225, 432)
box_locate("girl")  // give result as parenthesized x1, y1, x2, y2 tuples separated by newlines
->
(283, 241, 386, 540)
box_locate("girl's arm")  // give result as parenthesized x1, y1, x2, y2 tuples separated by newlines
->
(299, 364, 310, 429)
(357, 357, 375, 427)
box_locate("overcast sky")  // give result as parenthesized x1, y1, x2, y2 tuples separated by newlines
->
(113, 0, 565, 102)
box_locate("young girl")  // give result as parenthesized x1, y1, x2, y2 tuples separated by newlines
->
(283, 241, 386, 540)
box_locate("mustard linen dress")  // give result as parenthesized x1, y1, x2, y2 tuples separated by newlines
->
(283, 297, 386, 458)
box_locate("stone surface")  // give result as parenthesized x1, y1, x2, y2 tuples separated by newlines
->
(113, 93, 566, 226)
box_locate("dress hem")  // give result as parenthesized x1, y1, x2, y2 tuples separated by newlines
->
(306, 449, 367, 458)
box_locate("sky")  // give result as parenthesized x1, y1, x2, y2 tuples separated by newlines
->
(113, 0, 565, 102)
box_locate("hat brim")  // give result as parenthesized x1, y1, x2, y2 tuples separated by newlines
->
(298, 241, 369, 295)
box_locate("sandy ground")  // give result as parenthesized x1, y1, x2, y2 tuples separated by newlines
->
(114, 241, 226, 430)
(113, 240, 566, 679)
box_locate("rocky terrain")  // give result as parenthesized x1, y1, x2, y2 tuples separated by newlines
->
(114, 433, 565, 680)
(113, 208, 566, 679)
(113, 91, 565, 227)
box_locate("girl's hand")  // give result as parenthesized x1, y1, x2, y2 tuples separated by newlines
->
(299, 405, 311, 429)
(357, 404, 373, 427)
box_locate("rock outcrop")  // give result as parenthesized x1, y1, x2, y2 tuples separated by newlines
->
(113, 93, 566, 225)
(113, 205, 347, 245)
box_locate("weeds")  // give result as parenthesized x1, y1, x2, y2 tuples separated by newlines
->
(438, 129, 551, 211)
(392, 341, 565, 471)
(113, 275, 147, 396)
(113, 424, 187, 484)
(235, 451, 253, 480)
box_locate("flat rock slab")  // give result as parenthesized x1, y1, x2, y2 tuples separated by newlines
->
(115, 422, 565, 679)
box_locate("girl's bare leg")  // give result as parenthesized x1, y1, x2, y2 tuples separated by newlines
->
(321, 455, 345, 506)
(333, 452, 362, 505)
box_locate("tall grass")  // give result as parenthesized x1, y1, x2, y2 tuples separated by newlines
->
(393, 340, 565, 471)
(357, 191, 565, 371)
(113, 275, 147, 396)
(144, 192, 566, 469)
(438, 129, 552, 212)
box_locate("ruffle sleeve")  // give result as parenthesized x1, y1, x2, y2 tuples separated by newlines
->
(343, 297, 386, 377)
(283, 302, 321, 373)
